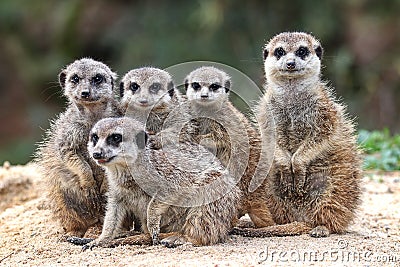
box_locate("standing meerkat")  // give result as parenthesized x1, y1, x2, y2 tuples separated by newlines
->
(36, 58, 120, 238)
(119, 67, 181, 134)
(81, 117, 240, 248)
(165, 66, 275, 228)
(232, 32, 362, 238)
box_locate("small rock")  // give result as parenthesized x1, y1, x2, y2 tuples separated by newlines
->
(3, 161, 11, 170)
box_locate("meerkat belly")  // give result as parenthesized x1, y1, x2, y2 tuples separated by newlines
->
(277, 115, 313, 153)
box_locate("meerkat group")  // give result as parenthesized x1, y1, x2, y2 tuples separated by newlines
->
(36, 31, 362, 249)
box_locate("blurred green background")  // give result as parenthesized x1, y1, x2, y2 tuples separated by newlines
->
(0, 0, 399, 165)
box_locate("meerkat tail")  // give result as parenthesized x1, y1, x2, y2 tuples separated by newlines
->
(105, 232, 180, 247)
(230, 222, 312, 237)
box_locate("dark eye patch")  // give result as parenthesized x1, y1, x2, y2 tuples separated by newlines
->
(273, 47, 286, 60)
(191, 82, 201, 91)
(295, 46, 310, 60)
(149, 82, 162, 94)
(71, 74, 80, 84)
(92, 74, 105, 85)
(130, 82, 140, 93)
(209, 83, 221, 91)
(91, 133, 99, 146)
(107, 133, 122, 147)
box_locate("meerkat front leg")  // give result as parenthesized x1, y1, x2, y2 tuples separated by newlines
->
(61, 150, 96, 188)
(291, 135, 334, 192)
(83, 195, 127, 250)
(62, 150, 101, 208)
(274, 147, 293, 187)
(147, 197, 170, 245)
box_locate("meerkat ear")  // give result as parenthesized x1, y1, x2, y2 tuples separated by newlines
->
(315, 45, 323, 60)
(263, 45, 270, 60)
(167, 81, 175, 98)
(119, 82, 124, 98)
(135, 130, 148, 149)
(263, 48, 269, 60)
(184, 78, 189, 92)
(59, 70, 67, 89)
(224, 80, 231, 93)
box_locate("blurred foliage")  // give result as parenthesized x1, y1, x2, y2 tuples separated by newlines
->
(358, 129, 400, 171)
(0, 0, 399, 164)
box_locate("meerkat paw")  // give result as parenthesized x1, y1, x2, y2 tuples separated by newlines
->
(67, 236, 94, 246)
(291, 157, 307, 190)
(309, 225, 330, 238)
(235, 217, 255, 228)
(82, 237, 113, 251)
(160, 234, 192, 248)
(60, 229, 86, 240)
(148, 135, 162, 150)
(151, 232, 160, 245)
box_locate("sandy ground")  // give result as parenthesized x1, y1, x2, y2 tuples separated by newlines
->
(0, 163, 399, 267)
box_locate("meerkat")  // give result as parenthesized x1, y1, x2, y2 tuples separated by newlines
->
(119, 67, 181, 134)
(163, 66, 275, 228)
(232, 32, 362, 238)
(36, 58, 120, 238)
(80, 117, 240, 249)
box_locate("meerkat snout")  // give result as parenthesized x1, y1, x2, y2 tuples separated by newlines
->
(92, 151, 103, 160)
(81, 91, 90, 99)
(286, 60, 296, 71)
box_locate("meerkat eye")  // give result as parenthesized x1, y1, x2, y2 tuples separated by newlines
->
(71, 74, 80, 84)
(107, 133, 122, 147)
(149, 82, 162, 94)
(209, 83, 221, 91)
(91, 133, 99, 146)
(295, 46, 310, 59)
(92, 74, 104, 85)
(274, 47, 286, 59)
(130, 82, 140, 93)
(191, 82, 201, 91)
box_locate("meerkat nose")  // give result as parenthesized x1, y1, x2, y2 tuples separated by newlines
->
(200, 88, 209, 98)
(81, 91, 90, 98)
(286, 61, 296, 70)
(139, 98, 148, 104)
(92, 152, 103, 159)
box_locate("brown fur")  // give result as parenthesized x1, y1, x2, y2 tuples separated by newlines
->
(232, 32, 362, 237)
(35, 58, 120, 237)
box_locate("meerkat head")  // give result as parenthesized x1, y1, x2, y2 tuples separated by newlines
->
(88, 117, 148, 167)
(119, 67, 177, 112)
(59, 58, 117, 105)
(184, 66, 231, 107)
(263, 32, 323, 84)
